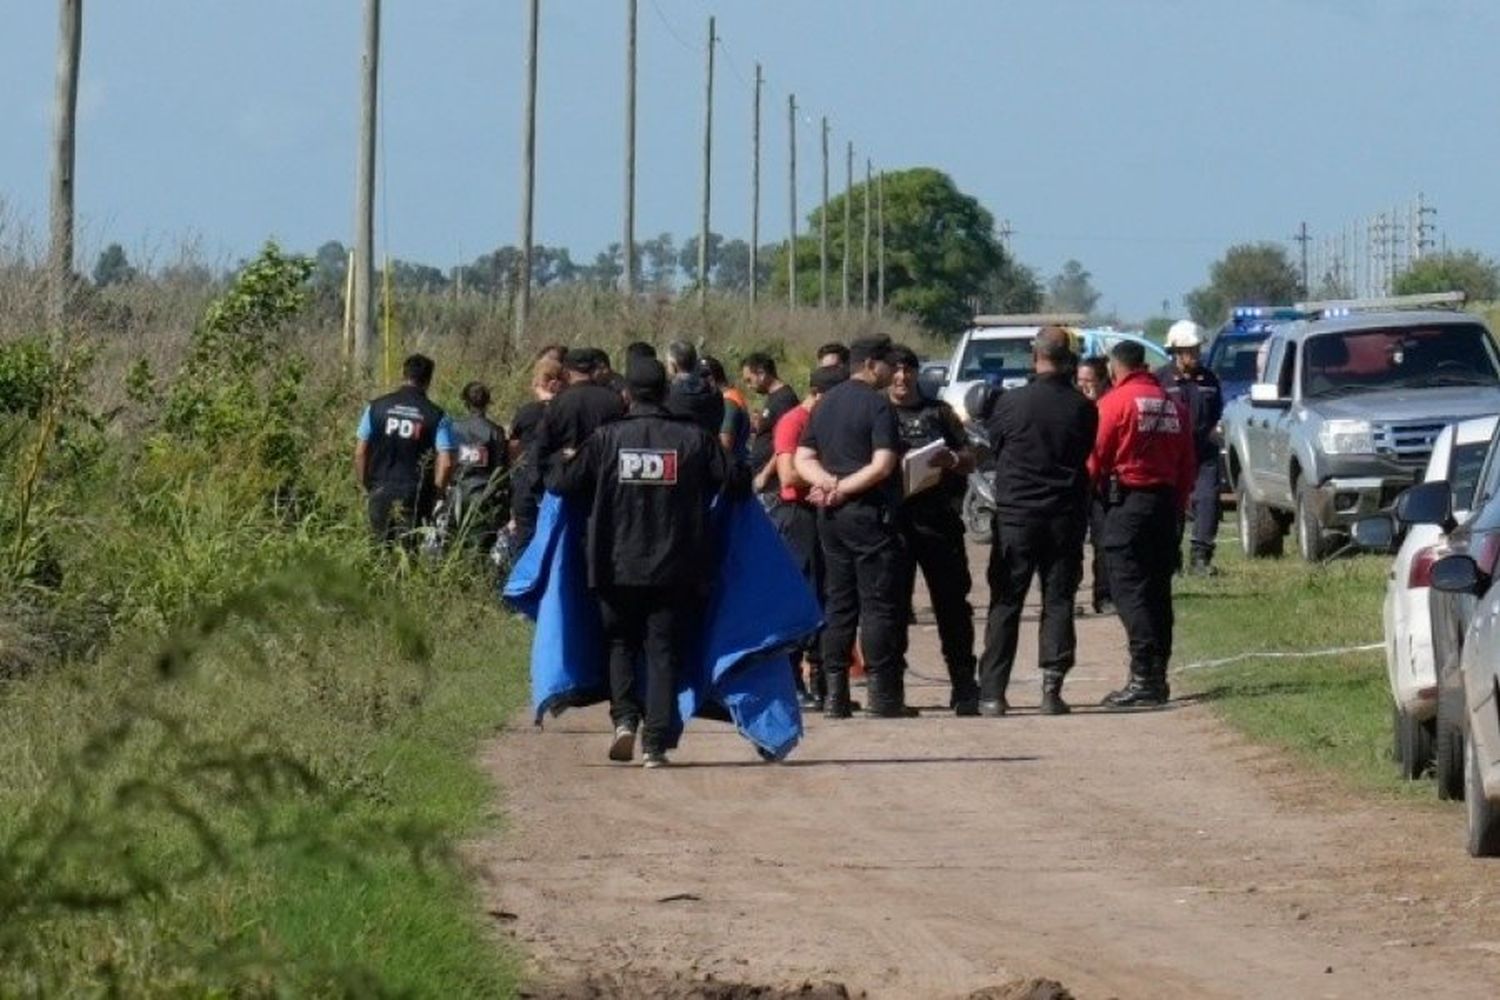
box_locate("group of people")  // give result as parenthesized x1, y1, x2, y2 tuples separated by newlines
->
(353, 320, 1226, 768)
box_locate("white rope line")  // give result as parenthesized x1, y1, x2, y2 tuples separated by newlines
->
(1174, 642, 1383, 674)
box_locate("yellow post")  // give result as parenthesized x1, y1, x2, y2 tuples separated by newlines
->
(342, 248, 356, 359)
(382, 254, 394, 384)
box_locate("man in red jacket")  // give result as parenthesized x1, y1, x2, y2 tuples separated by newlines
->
(1088, 340, 1196, 708)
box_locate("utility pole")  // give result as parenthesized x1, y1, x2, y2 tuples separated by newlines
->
(787, 93, 797, 310)
(1416, 192, 1437, 260)
(876, 169, 886, 317)
(1292, 221, 1310, 296)
(842, 141, 852, 312)
(515, 0, 539, 351)
(862, 158, 872, 312)
(819, 117, 829, 309)
(48, 0, 84, 334)
(622, 0, 636, 298)
(998, 219, 1013, 253)
(697, 16, 715, 307)
(749, 62, 761, 307)
(352, 0, 380, 370)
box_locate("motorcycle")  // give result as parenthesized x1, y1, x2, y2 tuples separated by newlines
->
(961, 421, 996, 544)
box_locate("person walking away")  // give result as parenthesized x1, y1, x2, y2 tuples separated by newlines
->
(526, 349, 628, 534)
(507, 357, 564, 550)
(817, 342, 851, 369)
(1077, 356, 1114, 614)
(665, 340, 725, 437)
(888, 345, 980, 716)
(448, 381, 509, 553)
(742, 352, 801, 499)
(1091, 340, 1196, 708)
(795, 335, 910, 719)
(354, 354, 457, 545)
(701, 355, 751, 462)
(771, 364, 848, 709)
(1157, 321, 1222, 575)
(547, 358, 736, 768)
(976, 329, 1097, 716)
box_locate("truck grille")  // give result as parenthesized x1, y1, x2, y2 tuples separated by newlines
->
(1373, 421, 1447, 466)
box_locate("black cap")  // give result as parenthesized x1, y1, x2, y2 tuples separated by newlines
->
(626, 356, 668, 402)
(810, 365, 849, 394)
(563, 347, 597, 374)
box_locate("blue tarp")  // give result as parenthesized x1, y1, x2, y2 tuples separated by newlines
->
(503, 493, 819, 760)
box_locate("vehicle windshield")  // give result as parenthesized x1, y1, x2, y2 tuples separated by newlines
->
(1452, 438, 1492, 512)
(958, 336, 1034, 381)
(1210, 335, 1268, 385)
(1300, 324, 1500, 399)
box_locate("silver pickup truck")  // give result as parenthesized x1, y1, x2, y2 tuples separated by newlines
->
(1222, 294, 1500, 561)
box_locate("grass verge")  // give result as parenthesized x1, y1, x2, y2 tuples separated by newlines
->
(1172, 523, 1421, 796)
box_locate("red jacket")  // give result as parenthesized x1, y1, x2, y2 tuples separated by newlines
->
(1088, 370, 1197, 512)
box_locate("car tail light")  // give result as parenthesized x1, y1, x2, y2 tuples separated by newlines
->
(1409, 546, 1438, 589)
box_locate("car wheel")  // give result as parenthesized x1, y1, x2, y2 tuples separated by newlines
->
(1395, 706, 1434, 780)
(1465, 735, 1500, 857)
(1436, 710, 1465, 801)
(962, 484, 993, 545)
(1295, 485, 1329, 562)
(1237, 477, 1283, 558)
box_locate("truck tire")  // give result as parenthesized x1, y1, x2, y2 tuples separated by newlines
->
(1295, 485, 1331, 562)
(1237, 478, 1283, 558)
(1465, 735, 1500, 857)
(1395, 706, 1434, 780)
(1436, 707, 1465, 801)
(962, 484, 993, 545)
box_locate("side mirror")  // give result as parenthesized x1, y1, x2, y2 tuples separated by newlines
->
(917, 365, 948, 400)
(1352, 514, 1397, 553)
(1395, 480, 1454, 530)
(1431, 554, 1486, 595)
(1248, 382, 1291, 409)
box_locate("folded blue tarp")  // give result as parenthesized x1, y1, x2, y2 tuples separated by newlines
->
(503, 493, 818, 760)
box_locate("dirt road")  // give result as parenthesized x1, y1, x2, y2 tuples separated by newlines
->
(476, 548, 1500, 998)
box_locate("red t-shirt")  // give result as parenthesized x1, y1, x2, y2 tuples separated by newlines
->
(773, 404, 811, 503)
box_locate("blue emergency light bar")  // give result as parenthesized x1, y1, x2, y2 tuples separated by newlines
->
(1231, 306, 1305, 322)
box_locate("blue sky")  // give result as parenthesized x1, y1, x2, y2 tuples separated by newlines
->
(3, 0, 1498, 318)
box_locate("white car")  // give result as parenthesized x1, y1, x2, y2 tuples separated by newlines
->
(936, 317, 1169, 420)
(1380, 416, 1497, 780)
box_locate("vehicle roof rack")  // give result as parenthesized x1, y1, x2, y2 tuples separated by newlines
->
(1294, 290, 1467, 318)
(970, 313, 1088, 328)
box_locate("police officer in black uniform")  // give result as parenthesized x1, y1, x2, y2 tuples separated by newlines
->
(977, 328, 1097, 717)
(449, 381, 509, 552)
(547, 357, 738, 769)
(887, 345, 980, 715)
(665, 340, 726, 437)
(354, 353, 457, 544)
(795, 335, 910, 719)
(525, 348, 627, 526)
(1157, 321, 1223, 575)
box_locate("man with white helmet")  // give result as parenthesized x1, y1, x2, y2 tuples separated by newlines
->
(1157, 320, 1224, 575)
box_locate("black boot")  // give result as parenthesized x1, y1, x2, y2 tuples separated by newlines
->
(824, 671, 853, 719)
(1039, 672, 1071, 716)
(1102, 674, 1167, 709)
(864, 670, 917, 718)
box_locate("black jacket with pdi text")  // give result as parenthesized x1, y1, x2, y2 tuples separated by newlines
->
(985, 372, 1098, 524)
(546, 404, 732, 591)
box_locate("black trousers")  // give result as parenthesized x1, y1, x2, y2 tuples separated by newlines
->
(1188, 458, 1221, 560)
(1089, 497, 1110, 609)
(368, 484, 431, 545)
(819, 501, 909, 710)
(771, 500, 824, 690)
(1102, 487, 1179, 685)
(978, 514, 1085, 700)
(597, 586, 695, 755)
(899, 501, 977, 704)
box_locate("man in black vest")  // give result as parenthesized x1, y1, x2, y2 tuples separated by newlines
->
(977, 328, 1098, 716)
(547, 357, 738, 768)
(887, 345, 980, 715)
(449, 381, 509, 552)
(525, 348, 628, 526)
(354, 353, 457, 543)
(1156, 321, 1223, 575)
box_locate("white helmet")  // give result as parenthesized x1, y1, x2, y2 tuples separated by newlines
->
(1165, 320, 1205, 351)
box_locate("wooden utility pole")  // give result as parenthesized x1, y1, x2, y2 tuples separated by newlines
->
(819, 118, 829, 310)
(697, 16, 715, 306)
(622, 0, 637, 298)
(352, 0, 380, 370)
(787, 93, 797, 310)
(48, 0, 84, 333)
(515, 0, 540, 351)
(862, 158, 872, 312)
(749, 62, 761, 307)
(843, 141, 852, 312)
(877, 169, 886, 316)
